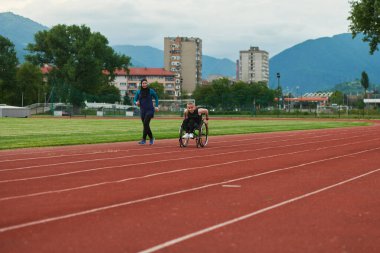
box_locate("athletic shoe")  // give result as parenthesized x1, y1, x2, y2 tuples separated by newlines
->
(149, 138, 155, 145)
(182, 133, 189, 138)
(189, 133, 194, 138)
(138, 140, 146, 145)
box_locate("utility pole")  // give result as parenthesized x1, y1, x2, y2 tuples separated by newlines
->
(276, 72, 281, 110)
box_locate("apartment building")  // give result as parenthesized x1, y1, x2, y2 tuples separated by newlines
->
(164, 37, 202, 97)
(111, 68, 176, 101)
(238, 46, 269, 84)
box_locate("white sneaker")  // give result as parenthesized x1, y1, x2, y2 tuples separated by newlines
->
(182, 133, 189, 138)
(189, 133, 194, 138)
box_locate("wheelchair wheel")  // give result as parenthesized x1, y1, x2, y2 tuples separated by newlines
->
(179, 126, 189, 147)
(196, 122, 209, 148)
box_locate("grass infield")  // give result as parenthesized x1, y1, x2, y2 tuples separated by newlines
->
(0, 117, 370, 150)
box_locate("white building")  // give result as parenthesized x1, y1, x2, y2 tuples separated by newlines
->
(164, 37, 202, 96)
(110, 68, 176, 101)
(238, 46, 269, 84)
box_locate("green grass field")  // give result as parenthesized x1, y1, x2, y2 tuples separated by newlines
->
(0, 117, 370, 150)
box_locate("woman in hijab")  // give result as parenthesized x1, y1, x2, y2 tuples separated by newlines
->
(133, 78, 159, 145)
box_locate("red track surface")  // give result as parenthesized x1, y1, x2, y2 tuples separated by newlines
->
(1, 121, 380, 252)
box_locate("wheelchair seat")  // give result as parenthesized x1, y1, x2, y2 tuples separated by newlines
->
(179, 119, 208, 148)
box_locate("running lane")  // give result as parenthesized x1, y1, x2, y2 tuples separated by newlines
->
(0, 122, 379, 252)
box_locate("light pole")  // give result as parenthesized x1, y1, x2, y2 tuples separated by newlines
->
(276, 72, 281, 110)
(180, 78, 183, 117)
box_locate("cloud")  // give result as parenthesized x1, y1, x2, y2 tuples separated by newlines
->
(0, 0, 352, 60)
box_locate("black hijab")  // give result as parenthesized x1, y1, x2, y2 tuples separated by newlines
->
(140, 78, 150, 98)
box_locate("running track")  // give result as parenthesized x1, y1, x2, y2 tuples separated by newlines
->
(1, 121, 380, 252)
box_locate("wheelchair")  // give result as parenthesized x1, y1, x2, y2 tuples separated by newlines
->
(179, 119, 208, 148)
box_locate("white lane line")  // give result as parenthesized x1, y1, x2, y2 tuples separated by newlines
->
(0, 135, 375, 183)
(1, 142, 379, 202)
(138, 168, 380, 253)
(0, 147, 379, 233)
(0, 125, 375, 160)
(222, 185, 241, 188)
(0, 131, 336, 169)
(0, 149, 308, 201)
(0, 132, 371, 175)
(0, 149, 122, 163)
(0, 127, 366, 164)
(0, 137, 251, 162)
(0, 129, 343, 159)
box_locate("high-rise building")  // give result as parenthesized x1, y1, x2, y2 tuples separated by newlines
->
(238, 46, 269, 84)
(164, 37, 202, 97)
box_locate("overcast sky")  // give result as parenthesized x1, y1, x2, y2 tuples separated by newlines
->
(1, 0, 352, 60)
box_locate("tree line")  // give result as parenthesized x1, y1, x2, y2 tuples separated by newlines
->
(0, 24, 130, 109)
(192, 79, 278, 111)
(0, 23, 279, 111)
(1, 0, 378, 110)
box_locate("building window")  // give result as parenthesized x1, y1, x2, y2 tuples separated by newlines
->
(128, 83, 137, 89)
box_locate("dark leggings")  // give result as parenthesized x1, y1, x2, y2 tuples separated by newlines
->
(183, 118, 200, 133)
(141, 113, 153, 140)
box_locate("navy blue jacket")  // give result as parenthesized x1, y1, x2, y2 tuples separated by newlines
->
(133, 88, 159, 114)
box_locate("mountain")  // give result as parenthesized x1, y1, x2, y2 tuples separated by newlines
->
(269, 33, 380, 93)
(1, 12, 379, 92)
(202, 56, 236, 78)
(111, 45, 236, 78)
(112, 45, 164, 68)
(0, 12, 48, 61)
(0, 12, 235, 79)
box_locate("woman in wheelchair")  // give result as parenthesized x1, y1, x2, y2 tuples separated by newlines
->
(182, 102, 209, 139)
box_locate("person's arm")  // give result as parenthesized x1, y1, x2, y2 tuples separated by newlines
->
(150, 89, 159, 107)
(183, 109, 188, 119)
(150, 89, 159, 111)
(198, 108, 209, 122)
(133, 90, 140, 106)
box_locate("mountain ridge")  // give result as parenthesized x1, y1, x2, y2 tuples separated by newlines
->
(0, 12, 49, 60)
(0, 12, 236, 79)
(1, 11, 379, 94)
(269, 33, 380, 93)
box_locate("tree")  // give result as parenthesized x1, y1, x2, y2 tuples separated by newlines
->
(361, 71, 369, 97)
(123, 95, 132, 105)
(192, 84, 215, 108)
(329, 91, 344, 105)
(16, 62, 44, 106)
(192, 79, 277, 111)
(0, 35, 19, 104)
(348, 0, 380, 54)
(96, 85, 121, 104)
(211, 78, 232, 110)
(149, 82, 165, 99)
(250, 82, 275, 107)
(230, 81, 251, 110)
(25, 24, 130, 108)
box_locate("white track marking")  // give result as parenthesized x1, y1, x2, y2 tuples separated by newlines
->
(1, 135, 377, 184)
(0, 147, 379, 233)
(0, 128, 345, 158)
(1, 141, 379, 201)
(138, 168, 380, 253)
(0, 126, 372, 163)
(0, 131, 342, 169)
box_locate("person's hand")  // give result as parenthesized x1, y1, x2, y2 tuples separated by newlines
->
(136, 101, 140, 106)
(155, 107, 159, 112)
